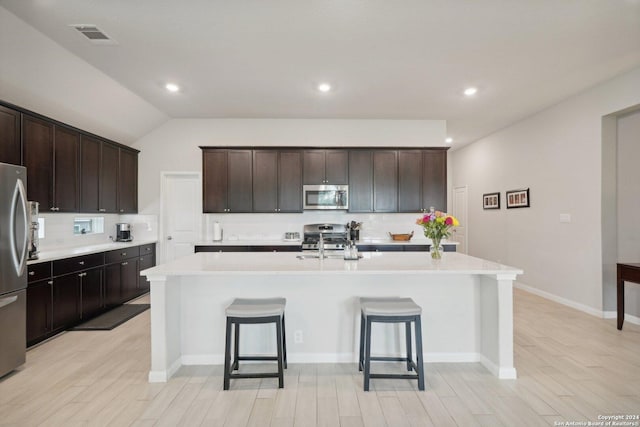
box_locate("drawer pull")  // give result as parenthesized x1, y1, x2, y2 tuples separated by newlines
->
(121, 252, 127, 256)
(28, 271, 35, 276)
(47, 281, 53, 285)
(79, 261, 85, 265)
(122, 262, 128, 266)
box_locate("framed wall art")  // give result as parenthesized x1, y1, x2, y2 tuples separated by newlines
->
(483, 192, 500, 210)
(506, 188, 530, 209)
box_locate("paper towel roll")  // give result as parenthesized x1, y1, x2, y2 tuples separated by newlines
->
(213, 221, 223, 241)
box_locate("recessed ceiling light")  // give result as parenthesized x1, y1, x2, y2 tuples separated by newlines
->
(464, 87, 477, 96)
(317, 83, 331, 93)
(165, 83, 180, 93)
(445, 137, 453, 144)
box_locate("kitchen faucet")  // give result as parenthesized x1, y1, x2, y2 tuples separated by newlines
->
(319, 234, 325, 259)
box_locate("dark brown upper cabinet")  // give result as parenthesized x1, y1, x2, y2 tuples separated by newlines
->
(422, 149, 447, 212)
(398, 150, 423, 212)
(303, 149, 348, 185)
(80, 136, 138, 214)
(203, 149, 253, 213)
(277, 150, 303, 212)
(349, 149, 398, 213)
(373, 150, 398, 212)
(118, 148, 138, 213)
(398, 148, 448, 213)
(53, 126, 80, 212)
(22, 115, 53, 208)
(348, 150, 374, 212)
(80, 135, 101, 212)
(253, 150, 303, 213)
(23, 116, 80, 212)
(0, 105, 21, 165)
(99, 142, 119, 213)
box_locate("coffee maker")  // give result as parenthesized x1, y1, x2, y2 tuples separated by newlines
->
(116, 223, 132, 242)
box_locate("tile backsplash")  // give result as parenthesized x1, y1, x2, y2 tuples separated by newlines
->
(39, 211, 435, 251)
(38, 213, 159, 251)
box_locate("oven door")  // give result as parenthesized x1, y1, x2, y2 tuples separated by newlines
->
(303, 185, 349, 210)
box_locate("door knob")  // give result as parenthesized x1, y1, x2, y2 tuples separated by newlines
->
(167, 236, 173, 240)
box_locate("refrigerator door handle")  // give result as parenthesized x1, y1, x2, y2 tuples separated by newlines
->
(0, 296, 18, 309)
(9, 179, 29, 276)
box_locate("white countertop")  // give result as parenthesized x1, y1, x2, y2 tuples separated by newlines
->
(28, 239, 158, 264)
(142, 251, 521, 277)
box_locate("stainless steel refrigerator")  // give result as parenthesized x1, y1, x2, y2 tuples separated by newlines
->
(0, 162, 28, 378)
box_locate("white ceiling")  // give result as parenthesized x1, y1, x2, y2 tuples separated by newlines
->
(2, 0, 640, 147)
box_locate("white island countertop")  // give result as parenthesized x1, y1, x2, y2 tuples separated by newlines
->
(143, 251, 513, 277)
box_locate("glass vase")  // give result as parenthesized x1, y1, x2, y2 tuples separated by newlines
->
(430, 237, 442, 260)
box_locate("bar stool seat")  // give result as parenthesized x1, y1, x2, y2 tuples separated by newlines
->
(359, 297, 425, 391)
(223, 297, 287, 390)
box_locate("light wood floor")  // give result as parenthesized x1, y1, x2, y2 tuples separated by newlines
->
(1, 289, 640, 427)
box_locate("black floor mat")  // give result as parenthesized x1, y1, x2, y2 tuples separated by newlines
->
(70, 304, 150, 331)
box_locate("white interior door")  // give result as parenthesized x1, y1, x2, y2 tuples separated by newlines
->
(451, 186, 468, 254)
(160, 172, 202, 263)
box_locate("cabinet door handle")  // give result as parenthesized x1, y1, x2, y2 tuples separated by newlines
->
(28, 271, 35, 276)
(79, 261, 85, 265)
(122, 252, 127, 256)
(122, 262, 128, 266)
(120, 209, 124, 213)
(50, 207, 56, 211)
(99, 208, 106, 212)
(47, 280, 53, 285)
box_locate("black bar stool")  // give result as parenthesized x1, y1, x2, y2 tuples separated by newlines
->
(223, 297, 287, 390)
(359, 297, 425, 391)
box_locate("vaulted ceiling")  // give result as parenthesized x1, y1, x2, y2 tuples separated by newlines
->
(2, 0, 640, 147)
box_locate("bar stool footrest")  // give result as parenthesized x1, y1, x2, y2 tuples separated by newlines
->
(369, 373, 421, 380)
(228, 372, 282, 379)
(236, 356, 279, 361)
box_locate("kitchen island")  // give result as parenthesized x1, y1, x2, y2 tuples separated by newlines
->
(142, 251, 522, 383)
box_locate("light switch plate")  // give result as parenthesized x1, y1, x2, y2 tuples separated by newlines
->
(559, 213, 571, 223)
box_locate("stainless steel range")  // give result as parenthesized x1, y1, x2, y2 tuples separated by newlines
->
(302, 223, 349, 251)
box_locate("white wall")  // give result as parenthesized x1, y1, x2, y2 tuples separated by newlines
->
(133, 118, 447, 240)
(0, 7, 167, 144)
(617, 109, 640, 315)
(451, 66, 640, 315)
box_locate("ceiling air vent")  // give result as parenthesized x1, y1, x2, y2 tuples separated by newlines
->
(69, 25, 117, 45)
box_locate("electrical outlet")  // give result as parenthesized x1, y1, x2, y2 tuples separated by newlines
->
(294, 330, 303, 344)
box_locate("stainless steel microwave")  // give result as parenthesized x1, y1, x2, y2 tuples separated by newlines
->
(303, 185, 349, 210)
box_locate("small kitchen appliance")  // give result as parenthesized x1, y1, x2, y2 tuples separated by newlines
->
(116, 223, 132, 242)
(302, 223, 349, 252)
(27, 201, 39, 260)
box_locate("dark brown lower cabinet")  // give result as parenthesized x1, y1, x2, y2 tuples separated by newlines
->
(105, 257, 140, 307)
(121, 259, 140, 303)
(52, 274, 81, 330)
(104, 263, 122, 308)
(26, 243, 155, 347)
(81, 267, 103, 319)
(26, 280, 52, 346)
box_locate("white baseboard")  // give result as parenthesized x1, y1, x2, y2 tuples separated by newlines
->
(148, 358, 182, 383)
(478, 354, 517, 379)
(515, 282, 640, 326)
(603, 310, 640, 326)
(183, 352, 484, 365)
(514, 282, 603, 317)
